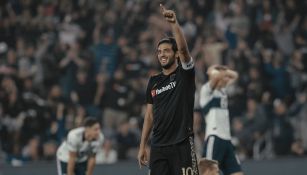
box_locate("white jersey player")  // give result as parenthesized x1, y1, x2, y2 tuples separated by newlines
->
(199, 65, 243, 175)
(56, 118, 104, 175)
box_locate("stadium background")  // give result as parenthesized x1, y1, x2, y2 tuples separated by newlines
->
(0, 0, 307, 174)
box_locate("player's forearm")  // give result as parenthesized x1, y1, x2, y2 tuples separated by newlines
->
(67, 159, 76, 175)
(67, 151, 77, 175)
(170, 22, 191, 62)
(139, 113, 153, 149)
(86, 157, 96, 175)
(225, 69, 238, 80)
(225, 69, 238, 86)
(209, 71, 225, 89)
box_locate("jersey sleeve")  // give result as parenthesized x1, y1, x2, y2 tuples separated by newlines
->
(180, 57, 195, 79)
(146, 77, 153, 104)
(66, 132, 78, 152)
(181, 57, 194, 70)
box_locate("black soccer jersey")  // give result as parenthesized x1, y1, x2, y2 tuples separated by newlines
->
(146, 65, 195, 146)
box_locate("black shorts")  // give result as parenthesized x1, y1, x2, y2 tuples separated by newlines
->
(56, 159, 87, 175)
(202, 135, 242, 175)
(150, 136, 199, 175)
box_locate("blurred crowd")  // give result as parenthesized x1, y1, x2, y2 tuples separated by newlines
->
(1, 0, 307, 165)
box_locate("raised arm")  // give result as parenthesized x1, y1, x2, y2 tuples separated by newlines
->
(137, 104, 153, 168)
(160, 4, 191, 63)
(224, 69, 238, 86)
(207, 65, 225, 89)
(207, 65, 238, 89)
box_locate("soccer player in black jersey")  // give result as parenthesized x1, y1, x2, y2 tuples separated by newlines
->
(138, 4, 199, 175)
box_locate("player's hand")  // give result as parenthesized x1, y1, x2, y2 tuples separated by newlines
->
(207, 65, 219, 75)
(137, 147, 148, 168)
(160, 4, 176, 24)
(215, 65, 228, 71)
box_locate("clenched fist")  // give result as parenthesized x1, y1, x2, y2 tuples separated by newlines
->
(160, 4, 177, 24)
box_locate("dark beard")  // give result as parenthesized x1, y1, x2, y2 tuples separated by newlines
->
(161, 57, 176, 69)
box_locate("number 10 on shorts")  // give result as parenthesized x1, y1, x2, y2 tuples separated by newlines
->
(182, 167, 193, 175)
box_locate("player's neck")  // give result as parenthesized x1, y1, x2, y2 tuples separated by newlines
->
(162, 62, 178, 75)
(84, 131, 91, 141)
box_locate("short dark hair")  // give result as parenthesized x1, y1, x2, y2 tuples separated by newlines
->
(157, 37, 178, 52)
(83, 117, 100, 127)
